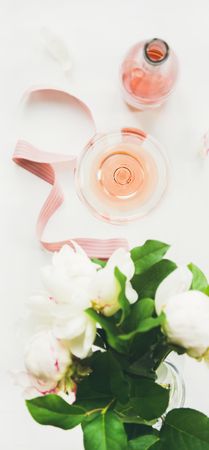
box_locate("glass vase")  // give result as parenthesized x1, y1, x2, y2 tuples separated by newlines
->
(157, 360, 186, 413)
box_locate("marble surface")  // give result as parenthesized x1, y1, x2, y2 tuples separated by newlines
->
(1, 0, 209, 448)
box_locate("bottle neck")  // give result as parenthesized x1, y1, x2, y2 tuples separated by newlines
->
(143, 38, 170, 67)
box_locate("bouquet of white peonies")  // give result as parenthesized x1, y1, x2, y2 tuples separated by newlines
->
(17, 240, 209, 450)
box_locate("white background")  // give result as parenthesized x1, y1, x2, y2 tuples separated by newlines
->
(1, 0, 209, 448)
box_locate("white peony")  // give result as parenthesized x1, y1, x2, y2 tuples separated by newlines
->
(155, 266, 209, 360)
(23, 331, 71, 396)
(28, 293, 96, 359)
(41, 242, 99, 308)
(12, 370, 57, 399)
(28, 244, 137, 359)
(90, 248, 138, 316)
(36, 243, 98, 358)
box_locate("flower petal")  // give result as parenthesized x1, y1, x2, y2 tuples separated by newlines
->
(92, 268, 119, 305)
(164, 290, 209, 353)
(53, 313, 87, 340)
(11, 370, 57, 398)
(125, 281, 138, 304)
(68, 317, 96, 359)
(155, 266, 193, 315)
(24, 331, 71, 383)
(106, 248, 135, 279)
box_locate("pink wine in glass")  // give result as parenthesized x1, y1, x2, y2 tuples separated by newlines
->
(75, 129, 168, 224)
(120, 38, 178, 110)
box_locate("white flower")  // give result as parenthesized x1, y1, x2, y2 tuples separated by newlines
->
(155, 266, 193, 315)
(91, 248, 138, 316)
(12, 370, 57, 399)
(27, 245, 136, 358)
(23, 331, 71, 395)
(155, 266, 209, 360)
(41, 243, 98, 308)
(29, 243, 98, 359)
(27, 294, 96, 359)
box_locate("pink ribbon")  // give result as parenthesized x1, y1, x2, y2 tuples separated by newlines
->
(13, 88, 129, 258)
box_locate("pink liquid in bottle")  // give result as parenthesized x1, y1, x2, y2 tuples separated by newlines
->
(120, 38, 178, 110)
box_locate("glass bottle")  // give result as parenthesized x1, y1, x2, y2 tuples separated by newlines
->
(120, 38, 178, 110)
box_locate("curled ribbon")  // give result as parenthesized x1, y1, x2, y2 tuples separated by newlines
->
(13, 87, 129, 258)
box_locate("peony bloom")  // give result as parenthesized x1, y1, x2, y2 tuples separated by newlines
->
(12, 370, 57, 399)
(41, 243, 99, 308)
(24, 331, 71, 381)
(22, 331, 71, 397)
(90, 248, 138, 316)
(27, 293, 96, 360)
(27, 245, 137, 358)
(36, 243, 97, 358)
(155, 266, 209, 360)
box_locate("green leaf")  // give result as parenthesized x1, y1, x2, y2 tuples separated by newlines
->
(131, 240, 170, 275)
(86, 308, 128, 353)
(125, 423, 158, 440)
(129, 327, 161, 361)
(119, 313, 165, 340)
(76, 378, 112, 410)
(127, 331, 176, 379)
(129, 435, 160, 450)
(76, 352, 112, 410)
(128, 353, 156, 379)
(90, 351, 129, 404)
(150, 442, 162, 449)
(115, 267, 131, 325)
(127, 338, 183, 379)
(132, 259, 177, 299)
(160, 408, 209, 449)
(108, 353, 129, 404)
(122, 298, 155, 334)
(82, 411, 128, 450)
(26, 395, 85, 429)
(76, 352, 129, 408)
(188, 263, 208, 292)
(116, 378, 169, 426)
(204, 285, 209, 296)
(129, 378, 169, 420)
(129, 352, 159, 378)
(117, 413, 154, 426)
(91, 257, 107, 268)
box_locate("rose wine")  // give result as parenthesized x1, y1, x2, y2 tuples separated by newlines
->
(92, 143, 158, 211)
(120, 38, 178, 110)
(76, 130, 168, 223)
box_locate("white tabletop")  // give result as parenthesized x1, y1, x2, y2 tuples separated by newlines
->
(1, 0, 209, 448)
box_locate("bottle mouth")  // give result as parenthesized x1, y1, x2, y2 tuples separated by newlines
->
(144, 38, 169, 65)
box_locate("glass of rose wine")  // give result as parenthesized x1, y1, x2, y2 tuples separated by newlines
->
(75, 128, 168, 224)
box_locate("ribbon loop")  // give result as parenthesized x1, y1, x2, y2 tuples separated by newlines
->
(13, 89, 129, 258)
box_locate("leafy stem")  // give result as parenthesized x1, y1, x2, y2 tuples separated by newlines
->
(85, 407, 103, 417)
(85, 399, 116, 417)
(102, 398, 116, 415)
